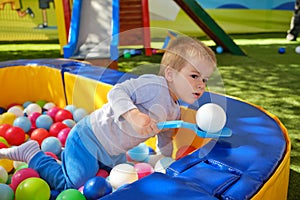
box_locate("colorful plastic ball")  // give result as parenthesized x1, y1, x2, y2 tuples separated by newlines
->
(13, 161, 27, 170)
(35, 115, 53, 130)
(295, 46, 300, 54)
(109, 163, 138, 189)
(175, 145, 197, 160)
(0, 159, 14, 172)
(11, 168, 40, 191)
(0, 112, 17, 125)
(64, 105, 77, 114)
(46, 107, 61, 120)
(0, 165, 8, 183)
(154, 157, 175, 173)
(0, 183, 14, 200)
(15, 177, 50, 200)
(0, 107, 7, 114)
(35, 100, 47, 108)
(30, 128, 50, 145)
(22, 101, 32, 109)
(49, 122, 68, 137)
(27, 112, 41, 127)
(41, 136, 62, 155)
(57, 127, 71, 147)
(44, 151, 58, 160)
(73, 108, 88, 123)
(96, 169, 109, 178)
(127, 143, 149, 162)
(216, 46, 223, 54)
(56, 189, 86, 200)
(62, 119, 76, 128)
(43, 102, 56, 110)
(196, 103, 227, 133)
(5, 126, 25, 146)
(134, 163, 154, 179)
(278, 47, 285, 54)
(83, 176, 112, 199)
(0, 124, 12, 137)
(0, 141, 9, 149)
(13, 116, 32, 133)
(7, 106, 24, 117)
(54, 109, 73, 122)
(25, 103, 42, 116)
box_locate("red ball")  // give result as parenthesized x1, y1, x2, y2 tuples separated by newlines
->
(47, 107, 61, 120)
(0, 142, 8, 149)
(45, 151, 58, 160)
(49, 122, 68, 137)
(96, 169, 109, 178)
(175, 145, 197, 160)
(54, 109, 73, 122)
(0, 124, 12, 137)
(10, 168, 40, 191)
(57, 127, 71, 147)
(5, 126, 26, 146)
(30, 128, 50, 145)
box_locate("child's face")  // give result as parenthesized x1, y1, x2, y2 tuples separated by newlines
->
(166, 59, 215, 104)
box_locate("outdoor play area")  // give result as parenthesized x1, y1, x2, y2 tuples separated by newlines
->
(0, 0, 299, 200)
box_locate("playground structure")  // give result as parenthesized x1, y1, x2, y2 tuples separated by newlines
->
(0, 59, 290, 199)
(60, 0, 245, 69)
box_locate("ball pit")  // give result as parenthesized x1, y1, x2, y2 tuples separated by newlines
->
(0, 59, 290, 200)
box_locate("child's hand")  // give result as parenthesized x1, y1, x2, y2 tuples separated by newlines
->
(123, 109, 160, 136)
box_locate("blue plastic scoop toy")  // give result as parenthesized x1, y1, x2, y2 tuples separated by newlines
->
(157, 120, 232, 138)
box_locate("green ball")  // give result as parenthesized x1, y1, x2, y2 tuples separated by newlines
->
(35, 100, 47, 108)
(56, 189, 86, 200)
(15, 177, 50, 200)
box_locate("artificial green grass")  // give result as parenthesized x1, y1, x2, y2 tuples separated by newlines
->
(0, 32, 299, 199)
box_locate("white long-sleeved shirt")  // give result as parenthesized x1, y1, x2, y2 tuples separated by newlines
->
(89, 74, 180, 156)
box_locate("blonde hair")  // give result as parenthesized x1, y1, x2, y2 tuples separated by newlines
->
(159, 37, 217, 76)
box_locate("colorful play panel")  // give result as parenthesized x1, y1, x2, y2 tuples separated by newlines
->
(0, 59, 290, 199)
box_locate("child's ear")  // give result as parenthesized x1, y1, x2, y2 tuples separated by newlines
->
(164, 66, 175, 81)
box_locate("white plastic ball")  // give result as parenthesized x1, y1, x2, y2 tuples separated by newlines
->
(196, 103, 227, 133)
(25, 103, 42, 115)
(109, 163, 138, 189)
(7, 106, 24, 117)
(43, 102, 56, 110)
(295, 46, 300, 54)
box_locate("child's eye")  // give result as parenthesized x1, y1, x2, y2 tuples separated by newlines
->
(202, 78, 208, 83)
(191, 74, 199, 79)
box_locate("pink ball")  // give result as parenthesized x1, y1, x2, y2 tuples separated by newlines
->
(134, 163, 154, 179)
(11, 168, 40, 191)
(57, 127, 71, 147)
(54, 110, 73, 122)
(27, 112, 41, 127)
(47, 107, 61, 120)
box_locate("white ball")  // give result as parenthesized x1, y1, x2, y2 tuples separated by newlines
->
(295, 46, 300, 54)
(109, 163, 138, 189)
(154, 157, 175, 173)
(196, 103, 227, 133)
(7, 106, 24, 117)
(0, 166, 8, 184)
(25, 103, 42, 115)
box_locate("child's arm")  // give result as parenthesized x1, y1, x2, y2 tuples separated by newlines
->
(122, 108, 160, 136)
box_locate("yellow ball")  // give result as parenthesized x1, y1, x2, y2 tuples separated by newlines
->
(0, 112, 17, 125)
(0, 159, 14, 172)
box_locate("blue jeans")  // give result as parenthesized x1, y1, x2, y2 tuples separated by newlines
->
(29, 116, 126, 191)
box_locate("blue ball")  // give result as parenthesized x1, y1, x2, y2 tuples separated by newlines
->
(127, 143, 149, 162)
(216, 46, 223, 54)
(83, 176, 112, 199)
(13, 116, 32, 132)
(278, 47, 285, 54)
(0, 183, 14, 200)
(36, 115, 53, 130)
(41, 137, 62, 155)
(64, 105, 77, 114)
(62, 119, 76, 128)
(73, 108, 88, 123)
(0, 107, 6, 114)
